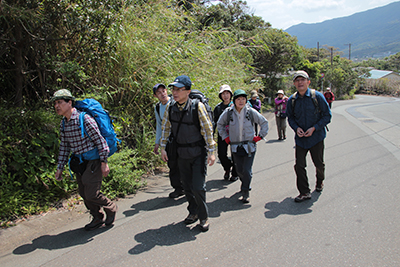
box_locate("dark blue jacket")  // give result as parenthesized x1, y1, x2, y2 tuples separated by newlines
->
(286, 88, 331, 149)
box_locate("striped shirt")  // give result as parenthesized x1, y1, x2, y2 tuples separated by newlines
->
(57, 108, 109, 170)
(160, 101, 216, 156)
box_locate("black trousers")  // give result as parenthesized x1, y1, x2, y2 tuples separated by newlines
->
(294, 141, 325, 194)
(178, 152, 208, 220)
(167, 158, 182, 190)
(217, 135, 238, 176)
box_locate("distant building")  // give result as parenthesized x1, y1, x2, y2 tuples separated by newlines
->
(367, 70, 400, 81)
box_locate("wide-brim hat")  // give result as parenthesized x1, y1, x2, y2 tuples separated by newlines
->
(51, 89, 75, 102)
(218, 84, 233, 100)
(277, 90, 284, 95)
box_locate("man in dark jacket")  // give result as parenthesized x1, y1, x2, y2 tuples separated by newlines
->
(160, 75, 216, 232)
(286, 71, 332, 202)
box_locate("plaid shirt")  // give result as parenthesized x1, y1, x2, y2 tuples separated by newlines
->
(57, 108, 109, 170)
(160, 100, 216, 156)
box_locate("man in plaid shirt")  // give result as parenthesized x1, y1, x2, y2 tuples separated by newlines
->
(52, 89, 117, 231)
(160, 75, 216, 232)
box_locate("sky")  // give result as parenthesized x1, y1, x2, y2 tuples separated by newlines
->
(244, 0, 400, 30)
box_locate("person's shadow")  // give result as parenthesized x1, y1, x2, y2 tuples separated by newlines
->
(128, 222, 200, 255)
(123, 196, 186, 218)
(13, 226, 113, 255)
(264, 191, 321, 219)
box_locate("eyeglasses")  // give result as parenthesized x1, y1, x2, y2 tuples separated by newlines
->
(171, 87, 186, 92)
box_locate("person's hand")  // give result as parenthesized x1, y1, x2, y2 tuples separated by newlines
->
(208, 154, 216, 166)
(55, 169, 64, 181)
(253, 136, 262, 142)
(101, 162, 110, 177)
(225, 137, 230, 144)
(161, 149, 168, 162)
(153, 144, 160, 155)
(304, 127, 315, 137)
(296, 127, 305, 137)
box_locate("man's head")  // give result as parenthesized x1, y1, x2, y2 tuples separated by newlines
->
(219, 84, 233, 102)
(153, 83, 169, 104)
(293, 70, 311, 94)
(51, 89, 75, 117)
(326, 87, 331, 92)
(168, 75, 192, 104)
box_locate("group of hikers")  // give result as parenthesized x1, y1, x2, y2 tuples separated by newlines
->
(51, 70, 332, 232)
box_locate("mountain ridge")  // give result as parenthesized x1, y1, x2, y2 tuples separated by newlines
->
(285, 1, 400, 59)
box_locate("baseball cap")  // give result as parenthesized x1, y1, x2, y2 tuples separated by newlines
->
(51, 89, 75, 102)
(153, 83, 166, 95)
(168, 75, 191, 90)
(293, 70, 309, 81)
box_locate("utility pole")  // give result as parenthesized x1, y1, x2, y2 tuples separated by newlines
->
(317, 42, 320, 61)
(344, 43, 351, 60)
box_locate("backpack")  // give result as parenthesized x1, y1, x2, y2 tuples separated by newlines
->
(189, 90, 213, 128)
(71, 99, 120, 159)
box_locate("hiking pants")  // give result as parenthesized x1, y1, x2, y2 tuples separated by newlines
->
(76, 159, 117, 219)
(294, 141, 325, 194)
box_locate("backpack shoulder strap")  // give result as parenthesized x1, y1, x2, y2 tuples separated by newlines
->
(310, 89, 321, 114)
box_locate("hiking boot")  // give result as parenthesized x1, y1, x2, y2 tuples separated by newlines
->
(199, 219, 210, 232)
(84, 216, 104, 231)
(229, 176, 238, 182)
(294, 192, 311, 202)
(316, 182, 324, 192)
(105, 205, 118, 226)
(240, 191, 250, 203)
(184, 214, 198, 225)
(223, 170, 230, 180)
(169, 189, 184, 198)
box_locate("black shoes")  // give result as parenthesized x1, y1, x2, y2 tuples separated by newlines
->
(169, 189, 184, 198)
(229, 176, 238, 182)
(105, 205, 118, 226)
(184, 214, 198, 225)
(198, 219, 210, 232)
(316, 182, 324, 192)
(294, 192, 311, 202)
(84, 216, 104, 231)
(240, 191, 250, 203)
(223, 170, 230, 180)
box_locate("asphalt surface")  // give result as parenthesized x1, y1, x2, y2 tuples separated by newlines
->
(1, 95, 400, 267)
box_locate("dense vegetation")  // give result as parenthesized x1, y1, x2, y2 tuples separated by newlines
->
(0, 0, 397, 226)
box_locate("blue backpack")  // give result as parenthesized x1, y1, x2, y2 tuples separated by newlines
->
(71, 99, 120, 160)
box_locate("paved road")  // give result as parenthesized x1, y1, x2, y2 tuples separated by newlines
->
(1, 95, 400, 266)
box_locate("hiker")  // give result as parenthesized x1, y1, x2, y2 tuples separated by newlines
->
(153, 83, 184, 199)
(286, 71, 332, 202)
(217, 89, 269, 203)
(248, 90, 262, 134)
(324, 87, 335, 109)
(275, 89, 288, 140)
(160, 75, 216, 232)
(52, 89, 118, 230)
(213, 84, 238, 182)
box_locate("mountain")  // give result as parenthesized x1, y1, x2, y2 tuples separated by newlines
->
(285, 1, 400, 60)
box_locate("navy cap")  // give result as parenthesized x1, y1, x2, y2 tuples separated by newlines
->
(168, 75, 191, 90)
(153, 83, 166, 94)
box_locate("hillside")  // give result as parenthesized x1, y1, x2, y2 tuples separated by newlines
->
(285, 1, 400, 60)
